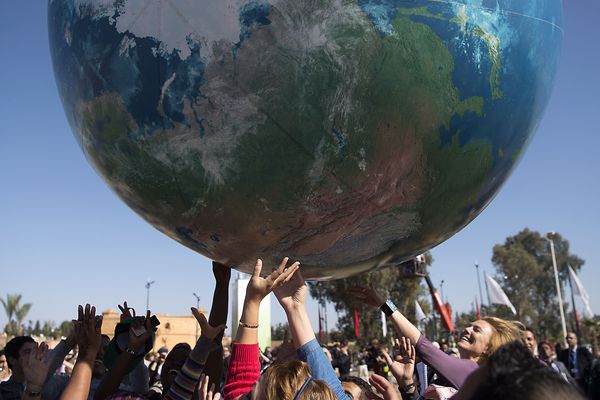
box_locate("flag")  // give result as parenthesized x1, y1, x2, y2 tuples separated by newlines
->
(354, 307, 360, 338)
(485, 273, 517, 315)
(318, 305, 323, 342)
(475, 297, 481, 320)
(415, 300, 426, 322)
(569, 265, 594, 318)
(381, 311, 387, 338)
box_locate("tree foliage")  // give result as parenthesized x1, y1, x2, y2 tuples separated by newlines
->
(1, 293, 32, 336)
(309, 254, 433, 344)
(491, 229, 584, 340)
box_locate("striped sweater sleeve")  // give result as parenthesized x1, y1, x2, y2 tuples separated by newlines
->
(164, 336, 212, 400)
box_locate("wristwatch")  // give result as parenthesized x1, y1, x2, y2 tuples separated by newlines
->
(380, 299, 397, 317)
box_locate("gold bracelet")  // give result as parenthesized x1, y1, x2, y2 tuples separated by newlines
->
(239, 320, 259, 329)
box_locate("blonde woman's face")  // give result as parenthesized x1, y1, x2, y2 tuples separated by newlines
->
(457, 320, 494, 358)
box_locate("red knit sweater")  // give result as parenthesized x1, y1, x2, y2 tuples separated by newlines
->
(223, 343, 261, 400)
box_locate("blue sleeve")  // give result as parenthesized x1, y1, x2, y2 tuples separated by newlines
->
(296, 339, 350, 400)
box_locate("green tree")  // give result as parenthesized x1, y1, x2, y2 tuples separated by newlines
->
(271, 322, 289, 340)
(0, 294, 32, 336)
(309, 254, 433, 343)
(41, 321, 55, 338)
(491, 229, 584, 340)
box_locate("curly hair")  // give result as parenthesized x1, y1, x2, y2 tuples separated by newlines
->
(478, 317, 522, 364)
(263, 360, 336, 400)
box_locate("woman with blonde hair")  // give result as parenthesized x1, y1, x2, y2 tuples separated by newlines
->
(352, 286, 522, 397)
(223, 258, 346, 400)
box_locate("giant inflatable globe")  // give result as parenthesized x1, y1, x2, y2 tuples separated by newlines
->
(48, 0, 562, 279)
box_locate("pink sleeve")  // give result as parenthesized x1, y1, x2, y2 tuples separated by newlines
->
(416, 335, 479, 388)
(223, 343, 261, 400)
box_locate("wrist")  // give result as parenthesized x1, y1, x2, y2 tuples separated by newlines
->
(380, 299, 397, 317)
(399, 382, 416, 394)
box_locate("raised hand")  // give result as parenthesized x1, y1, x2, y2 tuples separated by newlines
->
(367, 373, 401, 400)
(245, 258, 300, 304)
(118, 301, 134, 321)
(197, 373, 221, 400)
(349, 286, 386, 308)
(383, 337, 416, 387)
(22, 342, 52, 392)
(191, 307, 226, 340)
(75, 304, 103, 359)
(127, 310, 153, 352)
(273, 268, 307, 311)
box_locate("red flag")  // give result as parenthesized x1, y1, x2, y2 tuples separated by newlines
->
(318, 305, 323, 342)
(475, 297, 481, 320)
(354, 307, 360, 338)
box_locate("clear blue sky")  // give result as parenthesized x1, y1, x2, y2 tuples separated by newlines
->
(0, 1, 598, 336)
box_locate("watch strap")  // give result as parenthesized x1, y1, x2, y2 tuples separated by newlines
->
(380, 300, 397, 317)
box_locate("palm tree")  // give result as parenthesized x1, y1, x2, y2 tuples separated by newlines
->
(1, 294, 33, 336)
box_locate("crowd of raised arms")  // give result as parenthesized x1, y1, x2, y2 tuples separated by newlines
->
(1, 258, 598, 400)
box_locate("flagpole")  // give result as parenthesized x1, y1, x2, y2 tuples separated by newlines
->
(567, 265, 581, 337)
(547, 232, 568, 346)
(475, 262, 485, 315)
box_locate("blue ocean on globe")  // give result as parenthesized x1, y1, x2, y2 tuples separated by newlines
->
(48, 0, 563, 278)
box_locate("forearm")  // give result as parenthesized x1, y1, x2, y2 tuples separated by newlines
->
(284, 306, 315, 348)
(204, 281, 229, 387)
(165, 336, 212, 400)
(236, 299, 260, 344)
(60, 355, 95, 400)
(389, 310, 421, 345)
(93, 351, 135, 400)
(297, 339, 350, 400)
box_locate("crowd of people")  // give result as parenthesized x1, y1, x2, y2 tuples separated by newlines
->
(1, 258, 599, 399)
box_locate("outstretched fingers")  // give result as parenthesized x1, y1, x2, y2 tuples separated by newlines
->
(271, 261, 300, 288)
(252, 259, 263, 278)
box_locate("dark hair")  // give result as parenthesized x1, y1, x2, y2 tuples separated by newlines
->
(339, 375, 382, 399)
(4, 336, 35, 369)
(471, 341, 585, 400)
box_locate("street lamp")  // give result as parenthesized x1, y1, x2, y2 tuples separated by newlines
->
(440, 280, 445, 304)
(145, 279, 155, 311)
(546, 232, 567, 346)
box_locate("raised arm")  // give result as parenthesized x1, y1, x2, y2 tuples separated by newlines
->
(224, 258, 299, 400)
(202, 262, 231, 389)
(353, 287, 477, 388)
(163, 308, 225, 400)
(60, 304, 103, 400)
(274, 271, 350, 400)
(93, 311, 154, 400)
(351, 287, 421, 344)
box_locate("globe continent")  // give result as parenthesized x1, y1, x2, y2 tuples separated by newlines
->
(48, 0, 563, 279)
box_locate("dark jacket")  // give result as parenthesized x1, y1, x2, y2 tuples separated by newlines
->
(558, 346, 593, 389)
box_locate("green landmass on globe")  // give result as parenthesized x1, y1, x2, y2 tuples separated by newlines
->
(48, 0, 563, 278)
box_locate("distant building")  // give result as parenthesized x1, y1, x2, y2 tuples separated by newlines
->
(101, 308, 208, 352)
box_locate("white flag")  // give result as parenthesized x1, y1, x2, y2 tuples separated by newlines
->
(381, 311, 387, 338)
(569, 266, 594, 318)
(485, 273, 517, 315)
(415, 300, 427, 323)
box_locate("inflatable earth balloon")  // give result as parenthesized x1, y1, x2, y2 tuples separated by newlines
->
(48, 0, 562, 279)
